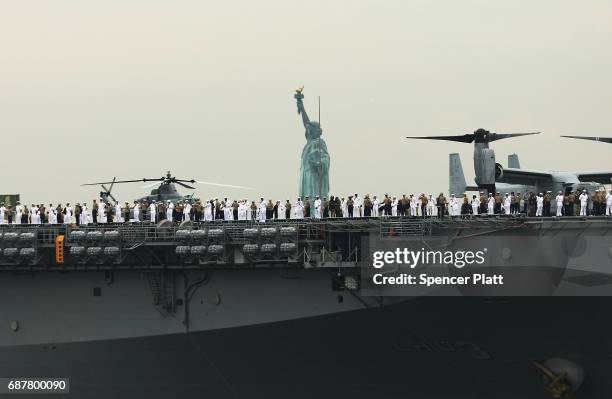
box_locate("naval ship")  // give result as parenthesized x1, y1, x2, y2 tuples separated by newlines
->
(1, 216, 611, 398)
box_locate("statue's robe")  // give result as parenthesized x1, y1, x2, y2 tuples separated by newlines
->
(299, 134, 330, 200)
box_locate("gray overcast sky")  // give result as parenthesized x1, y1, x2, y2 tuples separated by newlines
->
(1, 1, 611, 204)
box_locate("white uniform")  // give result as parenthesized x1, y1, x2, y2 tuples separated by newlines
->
(487, 197, 494, 215)
(449, 196, 458, 216)
(99, 203, 106, 224)
(165, 202, 173, 221)
(427, 196, 435, 216)
(471, 197, 480, 215)
(48, 208, 57, 224)
(314, 198, 322, 219)
(149, 203, 156, 223)
(295, 200, 304, 219)
(133, 204, 140, 222)
(114, 203, 122, 223)
(31, 206, 39, 224)
(607, 192, 612, 216)
(341, 199, 348, 218)
(579, 193, 588, 216)
(556, 194, 565, 216)
(353, 195, 362, 218)
(184, 203, 192, 221)
(81, 205, 88, 225)
(536, 195, 544, 216)
(15, 204, 23, 224)
(372, 198, 380, 217)
(238, 202, 247, 220)
(0, 205, 5, 224)
(410, 196, 417, 217)
(204, 202, 213, 221)
(258, 201, 267, 222)
(64, 205, 72, 224)
(503, 195, 511, 215)
(391, 198, 398, 217)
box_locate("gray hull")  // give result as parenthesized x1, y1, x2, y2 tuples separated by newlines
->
(2, 297, 612, 398)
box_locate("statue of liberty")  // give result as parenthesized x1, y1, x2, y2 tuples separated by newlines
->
(294, 86, 330, 200)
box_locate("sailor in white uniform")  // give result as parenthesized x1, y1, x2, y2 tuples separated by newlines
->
(258, 198, 267, 222)
(391, 196, 398, 217)
(48, 206, 57, 224)
(31, 205, 39, 224)
(536, 193, 544, 216)
(149, 201, 156, 223)
(353, 194, 362, 218)
(372, 196, 380, 217)
(295, 198, 304, 219)
(503, 194, 511, 215)
(579, 190, 588, 216)
(449, 194, 458, 217)
(410, 195, 418, 217)
(204, 201, 213, 221)
(487, 194, 494, 215)
(64, 203, 72, 224)
(165, 201, 173, 221)
(183, 202, 192, 222)
(0, 203, 5, 224)
(235, 200, 243, 220)
(555, 191, 565, 216)
(427, 194, 435, 216)
(15, 202, 23, 224)
(471, 195, 480, 215)
(81, 204, 89, 225)
(99, 201, 106, 224)
(607, 190, 612, 216)
(341, 197, 348, 218)
(133, 201, 140, 222)
(114, 202, 122, 223)
(314, 196, 322, 219)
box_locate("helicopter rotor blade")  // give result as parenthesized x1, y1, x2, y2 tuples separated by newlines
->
(100, 184, 117, 202)
(82, 179, 150, 186)
(175, 181, 196, 190)
(196, 181, 255, 190)
(561, 135, 612, 144)
(108, 177, 116, 194)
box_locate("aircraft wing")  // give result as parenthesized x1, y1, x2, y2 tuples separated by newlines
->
(496, 168, 553, 185)
(576, 172, 612, 184)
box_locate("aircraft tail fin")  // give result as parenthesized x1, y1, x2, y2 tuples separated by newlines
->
(508, 154, 521, 169)
(449, 153, 479, 195)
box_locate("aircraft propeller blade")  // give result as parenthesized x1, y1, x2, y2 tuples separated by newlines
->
(488, 132, 540, 142)
(407, 131, 540, 144)
(561, 135, 612, 144)
(196, 181, 255, 190)
(406, 134, 474, 143)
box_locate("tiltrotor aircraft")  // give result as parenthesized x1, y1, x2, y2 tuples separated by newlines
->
(82, 171, 253, 204)
(407, 128, 612, 195)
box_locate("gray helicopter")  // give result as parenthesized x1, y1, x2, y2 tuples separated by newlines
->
(82, 171, 253, 204)
(407, 128, 612, 195)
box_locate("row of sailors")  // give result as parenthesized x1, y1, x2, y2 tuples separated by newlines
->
(1, 190, 611, 225)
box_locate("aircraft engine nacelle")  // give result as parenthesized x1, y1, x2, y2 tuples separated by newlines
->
(495, 163, 504, 180)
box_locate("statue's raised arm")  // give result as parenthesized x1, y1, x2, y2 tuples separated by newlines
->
(294, 85, 310, 128)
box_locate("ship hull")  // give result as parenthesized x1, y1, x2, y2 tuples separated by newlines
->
(1, 296, 612, 398)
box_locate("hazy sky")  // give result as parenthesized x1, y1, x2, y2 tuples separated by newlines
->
(1, 1, 611, 203)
